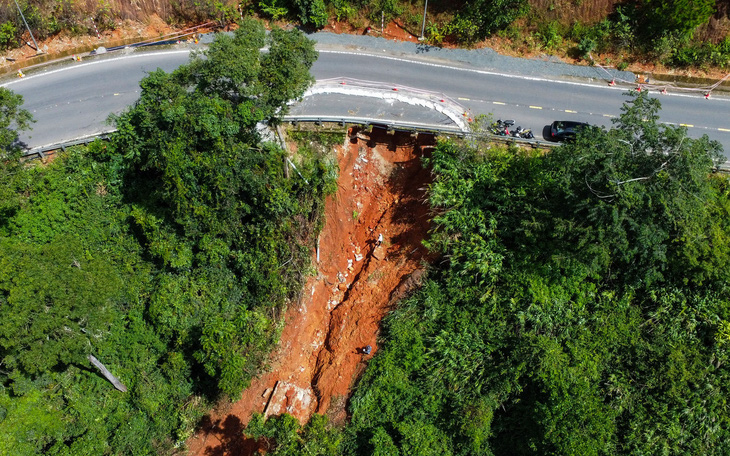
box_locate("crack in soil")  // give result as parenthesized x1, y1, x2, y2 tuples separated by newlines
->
(187, 127, 436, 455)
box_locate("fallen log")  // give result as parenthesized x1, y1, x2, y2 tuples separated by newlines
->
(88, 354, 127, 392)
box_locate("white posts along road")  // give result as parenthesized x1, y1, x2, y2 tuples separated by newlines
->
(3, 40, 730, 157)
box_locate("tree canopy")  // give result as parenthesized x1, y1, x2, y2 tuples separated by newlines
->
(338, 92, 730, 455)
(0, 20, 334, 455)
(0, 87, 32, 155)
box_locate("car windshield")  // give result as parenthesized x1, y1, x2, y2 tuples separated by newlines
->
(555, 121, 584, 132)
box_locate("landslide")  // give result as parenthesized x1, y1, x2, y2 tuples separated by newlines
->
(187, 126, 436, 455)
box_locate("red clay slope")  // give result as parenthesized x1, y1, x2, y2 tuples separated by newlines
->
(187, 127, 436, 455)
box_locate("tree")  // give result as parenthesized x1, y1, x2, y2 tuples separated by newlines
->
(0, 87, 32, 155)
(452, 0, 529, 42)
(549, 91, 727, 289)
(292, 0, 327, 28)
(109, 19, 321, 397)
(0, 17, 331, 455)
(245, 413, 342, 455)
(640, 0, 716, 39)
(0, 88, 33, 233)
(343, 91, 730, 455)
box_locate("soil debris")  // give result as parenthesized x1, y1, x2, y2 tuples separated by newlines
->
(187, 127, 436, 455)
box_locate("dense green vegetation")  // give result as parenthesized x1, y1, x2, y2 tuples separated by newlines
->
(0, 21, 336, 455)
(254, 0, 730, 69)
(3, 0, 728, 70)
(253, 92, 730, 455)
(3, 3, 729, 452)
(0, 0, 240, 48)
(340, 92, 730, 454)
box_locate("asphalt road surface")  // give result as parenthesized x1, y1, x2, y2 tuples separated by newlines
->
(3, 44, 730, 157)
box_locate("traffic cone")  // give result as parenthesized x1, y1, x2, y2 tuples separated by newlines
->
(609, 79, 615, 86)
(661, 88, 667, 95)
(705, 92, 711, 99)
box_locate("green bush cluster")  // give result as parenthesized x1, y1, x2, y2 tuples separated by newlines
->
(245, 413, 342, 455)
(0, 0, 241, 50)
(551, 0, 727, 69)
(665, 35, 730, 68)
(337, 92, 730, 454)
(2, 0, 726, 72)
(0, 21, 337, 455)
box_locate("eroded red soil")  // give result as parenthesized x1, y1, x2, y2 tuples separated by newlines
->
(186, 128, 436, 455)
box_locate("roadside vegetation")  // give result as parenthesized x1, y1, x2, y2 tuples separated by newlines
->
(252, 93, 730, 454)
(340, 92, 730, 454)
(3, 4, 730, 456)
(0, 20, 338, 455)
(2, 0, 729, 73)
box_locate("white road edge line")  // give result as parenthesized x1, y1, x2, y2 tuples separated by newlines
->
(1, 50, 193, 87)
(318, 49, 730, 102)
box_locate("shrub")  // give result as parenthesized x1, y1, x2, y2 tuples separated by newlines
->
(0, 21, 16, 50)
(537, 21, 563, 50)
(578, 36, 597, 59)
(293, 0, 328, 28)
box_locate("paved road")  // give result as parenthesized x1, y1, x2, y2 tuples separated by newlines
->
(314, 50, 730, 150)
(3, 44, 730, 156)
(2, 50, 191, 149)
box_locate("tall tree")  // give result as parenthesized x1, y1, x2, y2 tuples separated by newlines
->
(110, 19, 320, 397)
(0, 87, 32, 155)
(343, 92, 730, 455)
(0, 88, 32, 234)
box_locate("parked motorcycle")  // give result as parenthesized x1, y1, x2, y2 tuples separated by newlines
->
(511, 126, 535, 139)
(490, 119, 515, 136)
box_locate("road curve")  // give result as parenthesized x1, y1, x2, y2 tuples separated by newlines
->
(3, 44, 730, 156)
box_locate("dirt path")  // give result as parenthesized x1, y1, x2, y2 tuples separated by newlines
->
(186, 127, 436, 455)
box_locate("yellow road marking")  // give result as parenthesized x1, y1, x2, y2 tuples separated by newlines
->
(529, 105, 542, 109)
(680, 123, 694, 127)
(603, 114, 615, 118)
(458, 97, 470, 101)
(493, 101, 505, 105)
(564, 110, 576, 113)
(718, 128, 730, 132)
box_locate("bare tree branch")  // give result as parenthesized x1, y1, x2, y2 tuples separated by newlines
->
(88, 354, 127, 392)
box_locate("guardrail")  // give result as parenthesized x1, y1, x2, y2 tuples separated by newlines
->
(281, 115, 462, 134)
(281, 115, 558, 149)
(23, 119, 730, 173)
(23, 131, 115, 160)
(16, 119, 561, 161)
(301, 78, 471, 133)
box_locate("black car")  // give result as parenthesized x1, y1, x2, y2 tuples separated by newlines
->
(550, 121, 590, 141)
